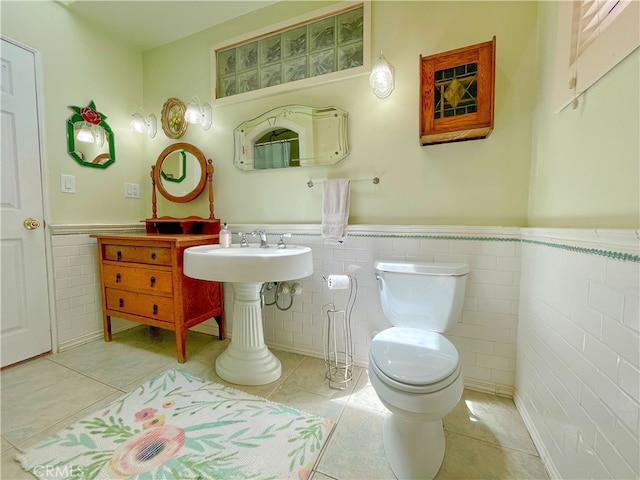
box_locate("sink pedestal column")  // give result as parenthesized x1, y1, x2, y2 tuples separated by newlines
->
(215, 282, 281, 385)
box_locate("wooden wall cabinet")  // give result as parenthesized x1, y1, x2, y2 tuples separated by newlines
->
(420, 37, 495, 145)
(93, 233, 224, 363)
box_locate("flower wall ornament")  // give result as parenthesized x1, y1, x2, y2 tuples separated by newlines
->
(66, 100, 116, 168)
(160, 97, 188, 139)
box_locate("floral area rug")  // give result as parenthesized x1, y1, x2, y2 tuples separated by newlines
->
(16, 369, 334, 480)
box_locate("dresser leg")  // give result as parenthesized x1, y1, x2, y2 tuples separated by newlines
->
(215, 313, 225, 340)
(103, 315, 112, 341)
(176, 328, 186, 363)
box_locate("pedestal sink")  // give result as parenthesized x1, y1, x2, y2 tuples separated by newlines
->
(184, 244, 313, 385)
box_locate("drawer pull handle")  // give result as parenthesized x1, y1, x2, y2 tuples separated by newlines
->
(150, 276, 156, 287)
(116, 273, 121, 283)
(117, 250, 122, 261)
(153, 304, 158, 315)
(119, 298, 124, 308)
(151, 252, 157, 260)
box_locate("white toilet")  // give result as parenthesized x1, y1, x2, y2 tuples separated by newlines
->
(369, 260, 469, 480)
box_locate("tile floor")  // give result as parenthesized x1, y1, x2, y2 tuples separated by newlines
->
(1, 327, 549, 479)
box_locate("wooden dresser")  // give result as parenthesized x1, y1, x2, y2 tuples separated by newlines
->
(92, 233, 224, 363)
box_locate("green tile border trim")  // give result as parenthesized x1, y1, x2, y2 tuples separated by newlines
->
(351, 234, 520, 242)
(279, 232, 520, 242)
(51, 227, 638, 263)
(280, 232, 639, 263)
(522, 239, 640, 263)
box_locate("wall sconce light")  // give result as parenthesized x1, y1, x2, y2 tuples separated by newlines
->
(184, 96, 212, 130)
(369, 52, 395, 99)
(130, 111, 157, 138)
(76, 122, 105, 146)
(76, 123, 95, 143)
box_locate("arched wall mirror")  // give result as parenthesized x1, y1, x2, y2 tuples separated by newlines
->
(233, 105, 349, 171)
(146, 142, 219, 234)
(66, 101, 115, 168)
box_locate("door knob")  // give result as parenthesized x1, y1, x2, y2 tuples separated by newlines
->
(23, 218, 41, 230)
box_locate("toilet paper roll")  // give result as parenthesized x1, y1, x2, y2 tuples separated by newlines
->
(327, 274, 350, 290)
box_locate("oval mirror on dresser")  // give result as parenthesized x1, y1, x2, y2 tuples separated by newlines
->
(154, 142, 207, 203)
(146, 142, 218, 235)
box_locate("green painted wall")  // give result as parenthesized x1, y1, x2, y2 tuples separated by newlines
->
(3, 1, 636, 228)
(1, 0, 146, 224)
(528, 2, 640, 228)
(142, 1, 538, 226)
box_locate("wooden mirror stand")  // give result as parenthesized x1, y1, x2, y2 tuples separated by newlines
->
(145, 143, 219, 234)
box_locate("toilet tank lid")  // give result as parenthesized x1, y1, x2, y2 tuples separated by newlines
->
(375, 260, 469, 276)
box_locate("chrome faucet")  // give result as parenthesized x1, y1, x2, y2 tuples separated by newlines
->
(239, 232, 248, 247)
(251, 230, 269, 248)
(277, 233, 291, 249)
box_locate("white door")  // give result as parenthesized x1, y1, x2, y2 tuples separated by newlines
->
(1, 37, 52, 367)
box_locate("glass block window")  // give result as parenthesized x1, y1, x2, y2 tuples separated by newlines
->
(434, 62, 478, 119)
(215, 5, 364, 99)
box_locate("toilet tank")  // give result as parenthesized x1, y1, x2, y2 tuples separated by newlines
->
(375, 260, 469, 332)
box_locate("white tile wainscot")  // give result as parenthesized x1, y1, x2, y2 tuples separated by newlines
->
(231, 224, 522, 398)
(516, 228, 640, 480)
(50, 225, 149, 351)
(51, 233, 103, 350)
(51, 223, 521, 398)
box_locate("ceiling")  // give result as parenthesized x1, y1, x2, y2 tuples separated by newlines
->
(61, 0, 279, 52)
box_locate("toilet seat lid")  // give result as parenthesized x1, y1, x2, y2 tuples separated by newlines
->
(370, 328, 459, 385)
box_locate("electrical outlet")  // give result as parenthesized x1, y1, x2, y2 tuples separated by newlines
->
(60, 174, 75, 193)
(124, 183, 140, 198)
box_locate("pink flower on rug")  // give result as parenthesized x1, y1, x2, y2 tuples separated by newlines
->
(134, 407, 157, 422)
(298, 462, 313, 480)
(109, 425, 185, 478)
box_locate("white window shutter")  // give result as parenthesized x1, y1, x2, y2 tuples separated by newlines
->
(570, 0, 627, 66)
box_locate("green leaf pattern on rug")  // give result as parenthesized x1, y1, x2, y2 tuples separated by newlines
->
(17, 369, 334, 480)
(80, 416, 139, 443)
(288, 417, 332, 472)
(59, 433, 97, 449)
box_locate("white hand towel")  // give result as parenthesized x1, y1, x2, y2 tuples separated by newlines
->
(322, 179, 350, 242)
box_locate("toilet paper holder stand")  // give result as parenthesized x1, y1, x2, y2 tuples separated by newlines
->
(322, 274, 357, 390)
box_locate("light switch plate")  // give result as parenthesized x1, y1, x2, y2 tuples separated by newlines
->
(60, 174, 75, 193)
(124, 183, 140, 198)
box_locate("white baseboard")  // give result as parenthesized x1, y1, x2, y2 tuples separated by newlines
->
(58, 320, 137, 352)
(57, 321, 219, 354)
(265, 339, 516, 399)
(265, 340, 325, 363)
(190, 321, 220, 337)
(464, 378, 514, 398)
(514, 392, 560, 480)
(58, 331, 104, 352)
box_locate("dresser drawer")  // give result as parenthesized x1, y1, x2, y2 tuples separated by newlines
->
(103, 244, 172, 266)
(102, 264, 173, 295)
(105, 288, 174, 322)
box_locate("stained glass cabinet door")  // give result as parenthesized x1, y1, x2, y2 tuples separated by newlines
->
(420, 37, 495, 145)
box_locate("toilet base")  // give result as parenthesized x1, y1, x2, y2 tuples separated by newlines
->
(382, 414, 445, 480)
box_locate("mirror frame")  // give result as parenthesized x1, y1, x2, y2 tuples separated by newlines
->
(154, 142, 207, 203)
(233, 104, 349, 171)
(66, 101, 115, 169)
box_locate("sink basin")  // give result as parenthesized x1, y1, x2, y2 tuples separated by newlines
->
(183, 243, 314, 386)
(184, 244, 313, 283)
